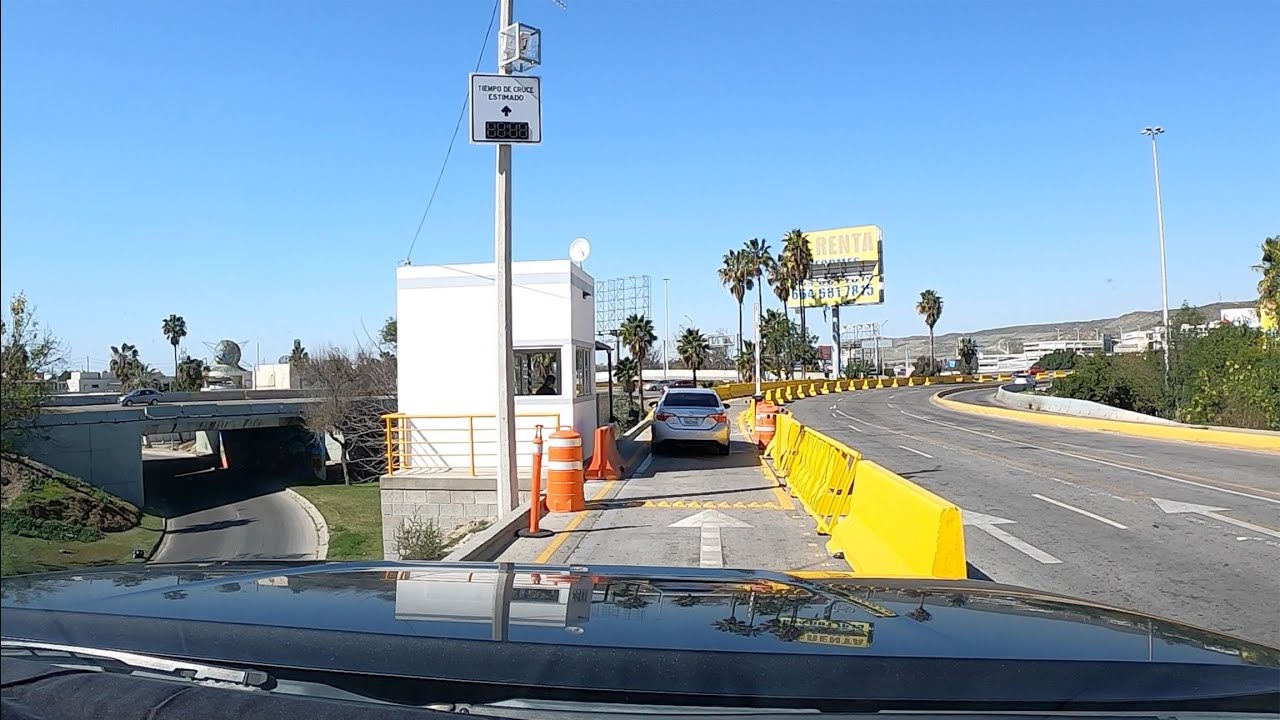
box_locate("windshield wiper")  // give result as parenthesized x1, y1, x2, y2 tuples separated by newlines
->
(0, 639, 273, 688)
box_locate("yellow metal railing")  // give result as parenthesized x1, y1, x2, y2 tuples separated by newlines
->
(383, 412, 560, 476)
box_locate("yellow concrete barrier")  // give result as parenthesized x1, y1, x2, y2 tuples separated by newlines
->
(824, 460, 968, 579)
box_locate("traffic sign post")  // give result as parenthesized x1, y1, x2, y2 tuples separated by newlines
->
(470, 73, 542, 145)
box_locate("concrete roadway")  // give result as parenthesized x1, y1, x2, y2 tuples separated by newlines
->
(788, 385, 1280, 647)
(143, 458, 319, 563)
(499, 405, 847, 573)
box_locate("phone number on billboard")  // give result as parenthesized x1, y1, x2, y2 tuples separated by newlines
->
(794, 281, 877, 301)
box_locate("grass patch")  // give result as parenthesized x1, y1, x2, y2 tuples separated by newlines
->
(0, 514, 163, 577)
(290, 482, 383, 561)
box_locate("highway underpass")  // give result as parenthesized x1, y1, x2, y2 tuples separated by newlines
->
(786, 385, 1280, 647)
(27, 398, 323, 505)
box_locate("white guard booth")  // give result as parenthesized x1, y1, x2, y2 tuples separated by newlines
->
(395, 260, 599, 474)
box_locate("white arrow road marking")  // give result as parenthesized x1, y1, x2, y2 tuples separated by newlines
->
(669, 510, 753, 568)
(1032, 493, 1128, 529)
(1152, 498, 1280, 539)
(962, 510, 1062, 564)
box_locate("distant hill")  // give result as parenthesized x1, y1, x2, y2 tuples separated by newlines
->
(874, 301, 1256, 363)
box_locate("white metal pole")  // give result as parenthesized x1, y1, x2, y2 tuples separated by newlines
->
(663, 277, 670, 381)
(494, 0, 518, 516)
(753, 300, 762, 396)
(1149, 132, 1171, 381)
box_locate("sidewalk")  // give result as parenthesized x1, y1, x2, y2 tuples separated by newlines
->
(498, 405, 845, 572)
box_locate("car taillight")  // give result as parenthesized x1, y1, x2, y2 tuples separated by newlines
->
(655, 412, 672, 421)
(710, 413, 727, 423)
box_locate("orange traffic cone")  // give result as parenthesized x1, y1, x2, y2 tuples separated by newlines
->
(585, 425, 624, 481)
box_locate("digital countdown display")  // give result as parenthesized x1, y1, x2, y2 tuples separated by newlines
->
(484, 121, 531, 142)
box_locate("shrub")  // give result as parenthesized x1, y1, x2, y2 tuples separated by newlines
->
(395, 515, 447, 561)
(1037, 350, 1080, 371)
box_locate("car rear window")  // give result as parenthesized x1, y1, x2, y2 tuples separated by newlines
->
(663, 392, 720, 408)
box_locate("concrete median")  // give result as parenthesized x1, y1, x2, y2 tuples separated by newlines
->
(934, 386, 1280, 453)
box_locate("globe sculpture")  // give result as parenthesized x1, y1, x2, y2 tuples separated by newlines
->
(213, 340, 244, 369)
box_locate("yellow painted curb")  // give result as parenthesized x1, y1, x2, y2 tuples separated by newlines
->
(931, 390, 1280, 454)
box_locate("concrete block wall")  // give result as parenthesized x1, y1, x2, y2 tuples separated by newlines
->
(379, 475, 531, 559)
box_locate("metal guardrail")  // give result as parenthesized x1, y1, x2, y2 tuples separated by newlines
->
(382, 412, 561, 476)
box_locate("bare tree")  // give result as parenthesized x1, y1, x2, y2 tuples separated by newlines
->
(2, 293, 65, 452)
(298, 345, 396, 485)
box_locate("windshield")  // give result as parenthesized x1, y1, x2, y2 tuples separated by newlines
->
(1, 0, 1277, 717)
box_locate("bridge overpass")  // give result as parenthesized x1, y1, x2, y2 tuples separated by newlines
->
(27, 398, 319, 506)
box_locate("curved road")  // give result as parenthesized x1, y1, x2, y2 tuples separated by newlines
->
(789, 385, 1280, 646)
(144, 462, 320, 563)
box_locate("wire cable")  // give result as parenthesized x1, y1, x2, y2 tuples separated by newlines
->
(402, 0, 500, 264)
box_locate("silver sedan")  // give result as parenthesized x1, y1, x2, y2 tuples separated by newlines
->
(651, 388, 730, 455)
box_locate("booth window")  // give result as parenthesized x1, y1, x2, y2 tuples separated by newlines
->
(574, 347, 594, 397)
(515, 348, 560, 396)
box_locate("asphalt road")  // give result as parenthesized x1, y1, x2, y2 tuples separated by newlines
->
(788, 385, 1280, 647)
(144, 460, 319, 563)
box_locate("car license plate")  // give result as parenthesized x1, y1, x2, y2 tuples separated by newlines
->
(680, 417, 702, 426)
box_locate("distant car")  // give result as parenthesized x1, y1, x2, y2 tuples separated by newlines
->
(651, 388, 730, 455)
(1010, 375, 1037, 390)
(118, 388, 163, 406)
(643, 380, 669, 392)
(665, 380, 696, 390)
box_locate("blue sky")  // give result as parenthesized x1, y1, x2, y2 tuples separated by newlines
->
(2, 0, 1276, 370)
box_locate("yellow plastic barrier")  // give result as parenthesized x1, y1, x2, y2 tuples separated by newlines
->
(767, 413, 967, 578)
(769, 414, 859, 533)
(824, 460, 968, 579)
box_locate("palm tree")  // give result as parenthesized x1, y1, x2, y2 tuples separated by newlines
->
(288, 339, 308, 365)
(766, 261, 791, 308)
(613, 355, 639, 406)
(161, 314, 187, 379)
(676, 327, 711, 385)
(916, 290, 944, 372)
(619, 314, 656, 410)
(717, 249, 754, 373)
(780, 228, 813, 348)
(743, 237, 774, 332)
(956, 336, 978, 374)
(1255, 235, 1279, 322)
(109, 343, 139, 379)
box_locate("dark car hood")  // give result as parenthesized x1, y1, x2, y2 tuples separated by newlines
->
(3, 562, 1277, 710)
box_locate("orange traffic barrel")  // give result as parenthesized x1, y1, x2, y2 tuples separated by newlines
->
(545, 426, 586, 512)
(754, 402, 778, 449)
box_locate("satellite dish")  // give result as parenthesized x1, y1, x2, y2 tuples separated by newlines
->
(569, 237, 591, 264)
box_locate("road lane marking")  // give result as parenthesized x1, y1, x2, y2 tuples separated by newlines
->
(669, 509, 752, 568)
(533, 481, 616, 564)
(846, 424, 863, 433)
(1152, 498, 1280, 539)
(899, 405, 1280, 506)
(963, 510, 1062, 564)
(1054, 441, 1145, 459)
(886, 402, 895, 409)
(898, 445, 933, 458)
(1032, 493, 1129, 529)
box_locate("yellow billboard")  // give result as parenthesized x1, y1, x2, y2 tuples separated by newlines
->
(785, 225, 883, 308)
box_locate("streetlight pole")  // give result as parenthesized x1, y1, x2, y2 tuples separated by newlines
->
(494, 0, 518, 516)
(663, 277, 670, 381)
(1142, 126, 1171, 382)
(753, 300, 762, 396)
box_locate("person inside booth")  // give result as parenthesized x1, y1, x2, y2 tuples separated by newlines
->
(536, 374, 558, 395)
